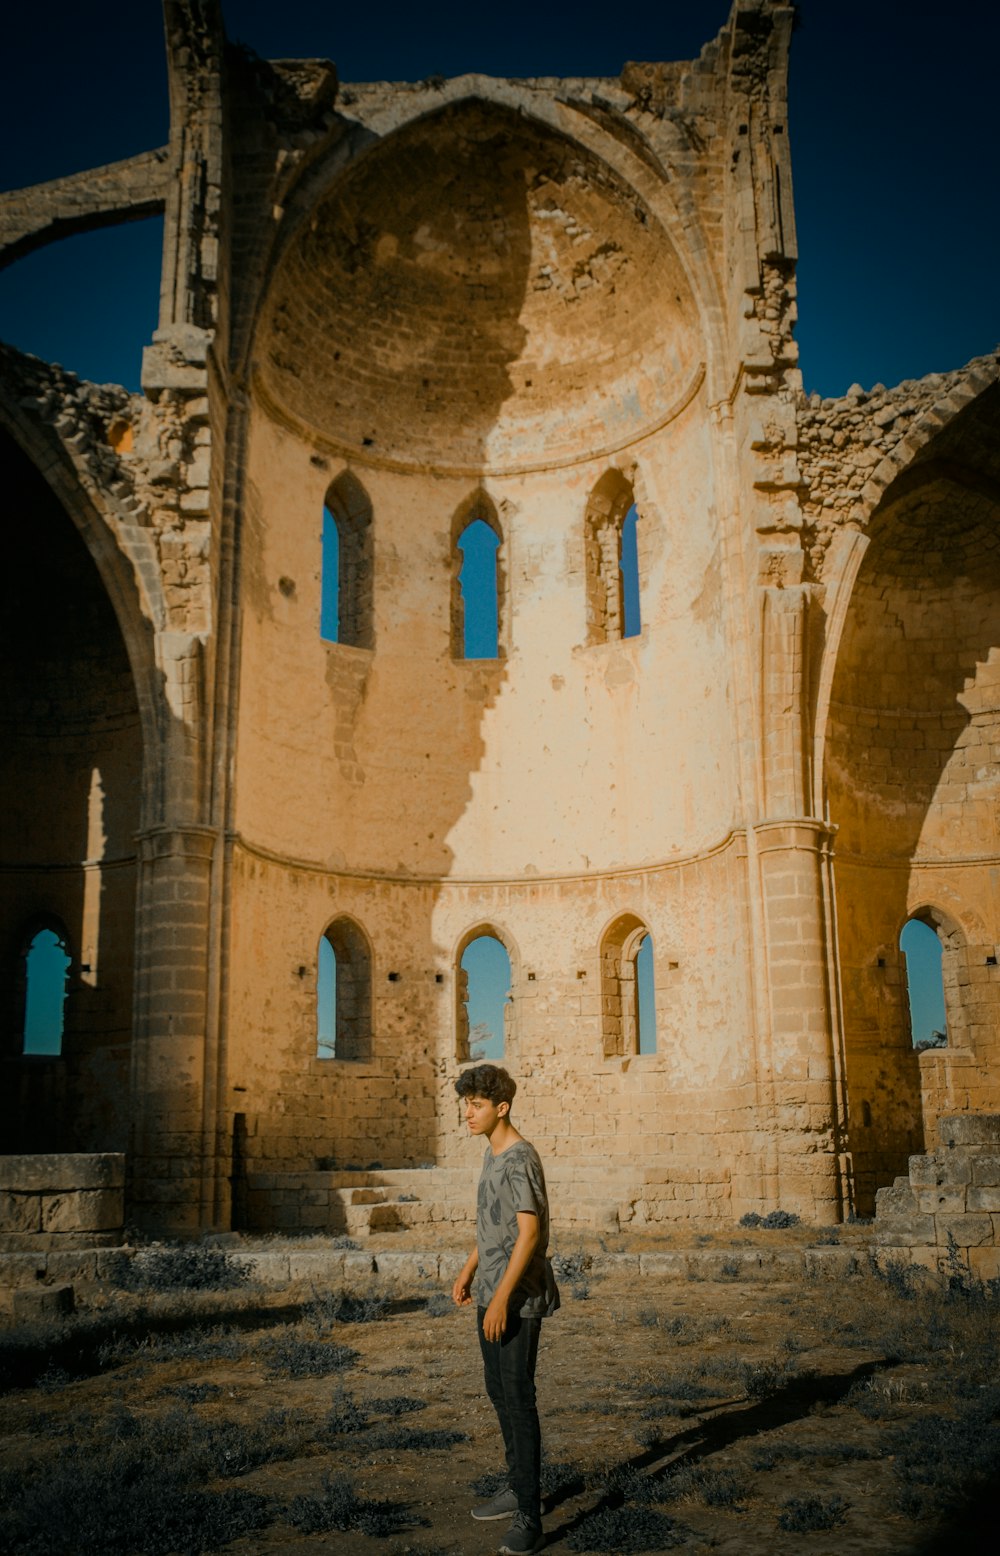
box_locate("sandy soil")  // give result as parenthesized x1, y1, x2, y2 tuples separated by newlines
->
(1, 1248, 996, 1556)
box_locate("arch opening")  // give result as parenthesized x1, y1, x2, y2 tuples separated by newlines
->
(457, 931, 513, 1062)
(601, 914, 655, 1059)
(317, 918, 372, 1062)
(321, 472, 374, 649)
(0, 428, 142, 1150)
(457, 519, 501, 660)
(825, 387, 1000, 1209)
(900, 917, 947, 1051)
(22, 925, 72, 1057)
(585, 470, 642, 645)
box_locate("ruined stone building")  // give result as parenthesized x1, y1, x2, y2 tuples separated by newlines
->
(2, 0, 998, 1237)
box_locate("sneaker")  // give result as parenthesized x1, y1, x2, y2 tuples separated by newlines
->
(497, 1511, 544, 1554)
(471, 1486, 519, 1522)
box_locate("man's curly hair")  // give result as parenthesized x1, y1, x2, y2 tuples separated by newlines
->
(455, 1064, 516, 1108)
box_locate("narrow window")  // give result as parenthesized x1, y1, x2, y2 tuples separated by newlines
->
(457, 932, 512, 1060)
(585, 470, 641, 645)
(620, 504, 641, 639)
(635, 931, 657, 1054)
(320, 508, 341, 642)
(22, 926, 71, 1056)
(900, 918, 947, 1049)
(321, 472, 374, 648)
(316, 918, 372, 1061)
(601, 914, 656, 1058)
(317, 934, 337, 1058)
(457, 519, 500, 659)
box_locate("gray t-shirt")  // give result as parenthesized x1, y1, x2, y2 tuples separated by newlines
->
(476, 1139, 559, 1318)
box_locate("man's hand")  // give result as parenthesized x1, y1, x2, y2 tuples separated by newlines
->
(482, 1294, 509, 1341)
(452, 1272, 474, 1306)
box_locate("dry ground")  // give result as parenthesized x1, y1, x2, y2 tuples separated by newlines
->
(1, 1238, 998, 1555)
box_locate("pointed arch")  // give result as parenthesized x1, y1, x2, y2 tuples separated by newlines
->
(455, 922, 518, 1062)
(451, 491, 505, 660)
(322, 470, 374, 649)
(0, 383, 162, 799)
(317, 915, 373, 1062)
(584, 469, 641, 645)
(600, 912, 656, 1058)
(18, 915, 72, 1058)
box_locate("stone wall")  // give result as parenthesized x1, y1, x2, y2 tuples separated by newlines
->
(0, 1155, 125, 1251)
(874, 1115, 1000, 1281)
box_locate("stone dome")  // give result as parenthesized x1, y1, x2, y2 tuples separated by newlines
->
(255, 97, 702, 474)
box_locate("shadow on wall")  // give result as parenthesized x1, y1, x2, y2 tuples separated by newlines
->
(0, 427, 142, 1152)
(826, 386, 1000, 1211)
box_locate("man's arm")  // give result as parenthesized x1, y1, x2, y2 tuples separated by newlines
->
(452, 1246, 479, 1306)
(481, 1211, 540, 1341)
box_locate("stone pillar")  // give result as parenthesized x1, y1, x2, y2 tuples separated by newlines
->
(129, 825, 218, 1232)
(750, 584, 847, 1221)
(753, 819, 844, 1221)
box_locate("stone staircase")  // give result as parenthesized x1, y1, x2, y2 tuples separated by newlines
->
(874, 1113, 1000, 1280)
(243, 1166, 478, 1236)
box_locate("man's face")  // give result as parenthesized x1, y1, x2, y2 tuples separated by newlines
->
(463, 1093, 507, 1138)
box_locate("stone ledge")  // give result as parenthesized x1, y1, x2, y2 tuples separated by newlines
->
(939, 1115, 1000, 1148)
(0, 1154, 126, 1193)
(0, 1241, 872, 1291)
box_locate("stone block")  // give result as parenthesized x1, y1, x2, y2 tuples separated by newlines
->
(909, 1152, 972, 1188)
(915, 1186, 967, 1215)
(41, 1189, 123, 1234)
(373, 1251, 439, 1283)
(970, 1154, 1000, 1185)
(874, 1212, 936, 1246)
(802, 1248, 859, 1279)
(902, 1247, 941, 1275)
(875, 1180, 918, 1217)
(12, 1283, 75, 1322)
(967, 1186, 1000, 1213)
(288, 1250, 347, 1285)
(935, 1213, 994, 1248)
(591, 1253, 639, 1279)
(0, 1253, 46, 1286)
(638, 1251, 689, 1278)
(938, 1115, 1000, 1148)
(0, 1154, 126, 1193)
(0, 1193, 41, 1235)
(967, 1247, 1000, 1281)
(906, 1155, 940, 1188)
(45, 1252, 98, 1283)
(343, 1252, 379, 1284)
(439, 1250, 471, 1283)
(231, 1251, 289, 1287)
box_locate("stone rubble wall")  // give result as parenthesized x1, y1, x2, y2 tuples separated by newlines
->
(874, 1114, 1000, 1280)
(795, 351, 1000, 578)
(0, 1154, 125, 1251)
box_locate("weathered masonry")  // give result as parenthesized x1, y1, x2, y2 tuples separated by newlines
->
(2, 0, 998, 1235)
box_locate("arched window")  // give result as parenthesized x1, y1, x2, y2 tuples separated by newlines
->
(316, 917, 372, 1061)
(585, 470, 642, 645)
(600, 914, 656, 1057)
(321, 472, 374, 648)
(452, 494, 503, 660)
(22, 924, 71, 1056)
(457, 931, 512, 1061)
(900, 918, 947, 1049)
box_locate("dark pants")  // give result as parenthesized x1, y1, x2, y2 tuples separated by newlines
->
(477, 1307, 542, 1523)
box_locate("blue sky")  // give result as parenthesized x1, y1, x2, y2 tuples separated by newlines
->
(0, 1, 996, 397)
